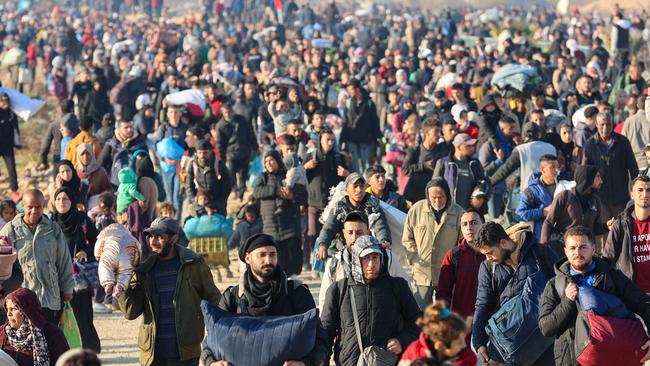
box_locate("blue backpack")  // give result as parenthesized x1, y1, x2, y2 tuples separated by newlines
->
(485, 248, 555, 366)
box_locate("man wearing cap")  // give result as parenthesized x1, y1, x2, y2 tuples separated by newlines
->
(434, 133, 489, 209)
(320, 235, 421, 365)
(186, 140, 231, 217)
(0, 92, 20, 196)
(118, 216, 221, 366)
(365, 165, 408, 213)
(202, 233, 327, 366)
(318, 211, 409, 309)
(315, 172, 390, 261)
(489, 122, 556, 193)
(403, 178, 463, 308)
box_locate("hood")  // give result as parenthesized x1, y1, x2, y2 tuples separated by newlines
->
(5, 288, 47, 328)
(479, 95, 500, 114)
(60, 113, 80, 135)
(425, 177, 452, 210)
(118, 167, 138, 185)
(506, 222, 532, 246)
(264, 149, 287, 175)
(575, 165, 599, 196)
(75, 143, 101, 174)
(346, 236, 384, 285)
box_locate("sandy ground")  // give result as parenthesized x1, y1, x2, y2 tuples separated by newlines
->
(95, 250, 323, 366)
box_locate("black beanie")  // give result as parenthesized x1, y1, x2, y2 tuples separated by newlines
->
(575, 165, 599, 196)
(239, 233, 278, 261)
(196, 139, 213, 151)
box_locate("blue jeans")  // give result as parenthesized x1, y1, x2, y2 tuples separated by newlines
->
(347, 142, 374, 174)
(161, 169, 181, 219)
(488, 184, 506, 220)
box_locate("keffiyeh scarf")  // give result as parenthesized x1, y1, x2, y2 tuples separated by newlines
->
(5, 319, 50, 366)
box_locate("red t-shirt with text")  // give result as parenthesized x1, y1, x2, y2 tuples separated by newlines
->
(631, 216, 650, 292)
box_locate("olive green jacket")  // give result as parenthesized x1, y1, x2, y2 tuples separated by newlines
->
(118, 245, 221, 365)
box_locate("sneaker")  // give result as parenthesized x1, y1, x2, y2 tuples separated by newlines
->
(93, 303, 112, 314)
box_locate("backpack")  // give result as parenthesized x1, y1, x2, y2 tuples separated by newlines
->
(484, 246, 555, 366)
(109, 145, 134, 187)
(554, 275, 649, 366)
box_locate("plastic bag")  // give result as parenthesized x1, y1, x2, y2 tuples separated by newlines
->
(59, 302, 82, 349)
(247, 155, 262, 187)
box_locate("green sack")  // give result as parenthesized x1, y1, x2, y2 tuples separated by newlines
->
(59, 302, 82, 349)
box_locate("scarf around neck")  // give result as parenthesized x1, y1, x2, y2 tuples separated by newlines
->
(242, 267, 287, 316)
(5, 319, 50, 366)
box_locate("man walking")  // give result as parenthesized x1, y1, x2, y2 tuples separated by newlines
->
(539, 226, 650, 365)
(202, 234, 327, 366)
(0, 189, 73, 324)
(402, 178, 462, 308)
(118, 217, 221, 366)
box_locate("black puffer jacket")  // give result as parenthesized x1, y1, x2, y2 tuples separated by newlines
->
(253, 151, 307, 241)
(320, 275, 421, 366)
(538, 257, 650, 366)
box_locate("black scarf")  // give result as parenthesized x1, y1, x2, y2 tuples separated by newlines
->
(242, 267, 287, 316)
(53, 186, 85, 254)
(58, 160, 81, 193)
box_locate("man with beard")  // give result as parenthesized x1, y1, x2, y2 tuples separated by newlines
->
(202, 233, 327, 366)
(539, 226, 650, 366)
(473, 222, 557, 365)
(186, 140, 231, 216)
(605, 175, 650, 293)
(320, 236, 421, 366)
(402, 178, 463, 308)
(318, 211, 408, 310)
(436, 208, 486, 319)
(118, 217, 222, 366)
(99, 119, 147, 186)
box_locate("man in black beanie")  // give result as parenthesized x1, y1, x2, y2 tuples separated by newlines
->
(201, 233, 328, 366)
(541, 165, 608, 249)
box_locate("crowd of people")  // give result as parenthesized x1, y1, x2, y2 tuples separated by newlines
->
(0, 0, 650, 365)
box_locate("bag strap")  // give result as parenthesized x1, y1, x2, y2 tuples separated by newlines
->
(349, 286, 367, 363)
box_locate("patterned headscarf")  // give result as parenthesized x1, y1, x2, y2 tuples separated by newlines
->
(4, 289, 50, 366)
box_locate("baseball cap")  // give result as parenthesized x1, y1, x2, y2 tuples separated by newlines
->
(345, 172, 366, 187)
(355, 236, 383, 258)
(144, 217, 181, 237)
(0, 93, 9, 102)
(344, 211, 369, 225)
(452, 133, 477, 147)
